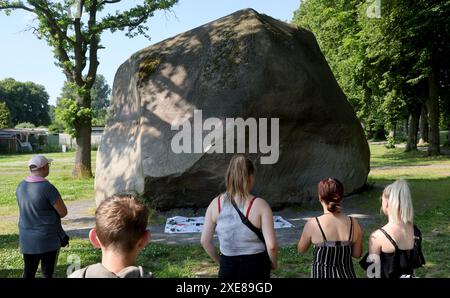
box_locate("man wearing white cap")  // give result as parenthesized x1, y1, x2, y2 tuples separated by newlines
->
(16, 155, 68, 278)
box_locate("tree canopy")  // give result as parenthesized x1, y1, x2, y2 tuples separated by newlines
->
(0, 101, 11, 128)
(0, 0, 178, 177)
(55, 74, 111, 135)
(0, 78, 51, 126)
(294, 0, 450, 154)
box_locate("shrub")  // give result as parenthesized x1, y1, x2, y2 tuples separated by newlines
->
(15, 122, 36, 129)
(385, 135, 396, 149)
(0, 101, 11, 128)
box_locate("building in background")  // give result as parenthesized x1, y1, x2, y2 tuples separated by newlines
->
(0, 126, 105, 153)
(0, 128, 47, 153)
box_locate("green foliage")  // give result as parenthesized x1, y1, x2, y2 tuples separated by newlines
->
(0, 0, 178, 175)
(138, 57, 162, 82)
(294, 0, 363, 108)
(48, 105, 56, 123)
(14, 122, 36, 129)
(0, 146, 449, 277)
(56, 74, 111, 130)
(293, 0, 450, 138)
(0, 78, 51, 126)
(90, 74, 111, 125)
(0, 1, 178, 80)
(56, 98, 93, 137)
(48, 122, 65, 134)
(48, 104, 66, 133)
(0, 101, 10, 128)
(385, 135, 396, 149)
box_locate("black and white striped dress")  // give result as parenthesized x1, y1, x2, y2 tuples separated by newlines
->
(311, 216, 356, 278)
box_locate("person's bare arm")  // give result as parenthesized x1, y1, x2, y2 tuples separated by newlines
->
(352, 218, 363, 258)
(200, 199, 220, 263)
(53, 197, 67, 218)
(260, 199, 278, 270)
(368, 231, 382, 256)
(298, 219, 313, 253)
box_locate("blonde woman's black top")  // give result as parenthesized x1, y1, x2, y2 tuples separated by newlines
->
(360, 225, 425, 278)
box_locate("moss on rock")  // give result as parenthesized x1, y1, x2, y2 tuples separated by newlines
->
(138, 57, 162, 82)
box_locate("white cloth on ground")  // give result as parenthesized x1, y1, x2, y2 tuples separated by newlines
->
(164, 215, 293, 234)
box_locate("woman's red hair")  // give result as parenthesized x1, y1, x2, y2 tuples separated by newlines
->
(318, 178, 344, 213)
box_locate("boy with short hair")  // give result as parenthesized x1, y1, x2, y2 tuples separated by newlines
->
(69, 194, 152, 278)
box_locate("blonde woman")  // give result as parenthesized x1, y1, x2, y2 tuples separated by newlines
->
(360, 179, 425, 278)
(201, 155, 278, 278)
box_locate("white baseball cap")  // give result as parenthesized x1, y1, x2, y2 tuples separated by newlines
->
(28, 155, 53, 171)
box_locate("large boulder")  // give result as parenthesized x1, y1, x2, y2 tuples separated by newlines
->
(95, 8, 370, 210)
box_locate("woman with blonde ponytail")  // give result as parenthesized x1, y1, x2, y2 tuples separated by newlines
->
(201, 155, 278, 279)
(360, 179, 425, 278)
(297, 178, 363, 278)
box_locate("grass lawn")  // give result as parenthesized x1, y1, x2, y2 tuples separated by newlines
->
(0, 151, 96, 217)
(0, 144, 448, 278)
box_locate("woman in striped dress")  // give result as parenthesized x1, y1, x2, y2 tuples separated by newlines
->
(297, 178, 363, 278)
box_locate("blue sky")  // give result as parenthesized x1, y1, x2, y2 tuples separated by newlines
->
(0, 0, 300, 106)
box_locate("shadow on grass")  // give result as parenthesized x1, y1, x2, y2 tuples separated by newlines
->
(347, 177, 450, 214)
(0, 234, 101, 278)
(0, 233, 18, 249)
(348, 176, 450, 278)
(0, 233, 216, 278)
(1, 173, 449, 278)
(371, 149, 450, 168)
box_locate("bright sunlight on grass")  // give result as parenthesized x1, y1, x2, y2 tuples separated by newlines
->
(0, 144, 449, 277)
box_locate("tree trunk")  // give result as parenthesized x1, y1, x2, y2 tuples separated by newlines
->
(446, 105, 450, 147)
(388, 123, 396, 139)
(446, 121, 450, 147)
(419, 105, 429, 145)
(73, 121, 92, 177)
(72, 92, 93, 178)
(403, 118, 409, 139)
(405, 109, 420, 152)
(426, 74, 440, 156)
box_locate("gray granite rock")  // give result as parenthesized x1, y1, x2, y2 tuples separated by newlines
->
(95, 8, 370, 210)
